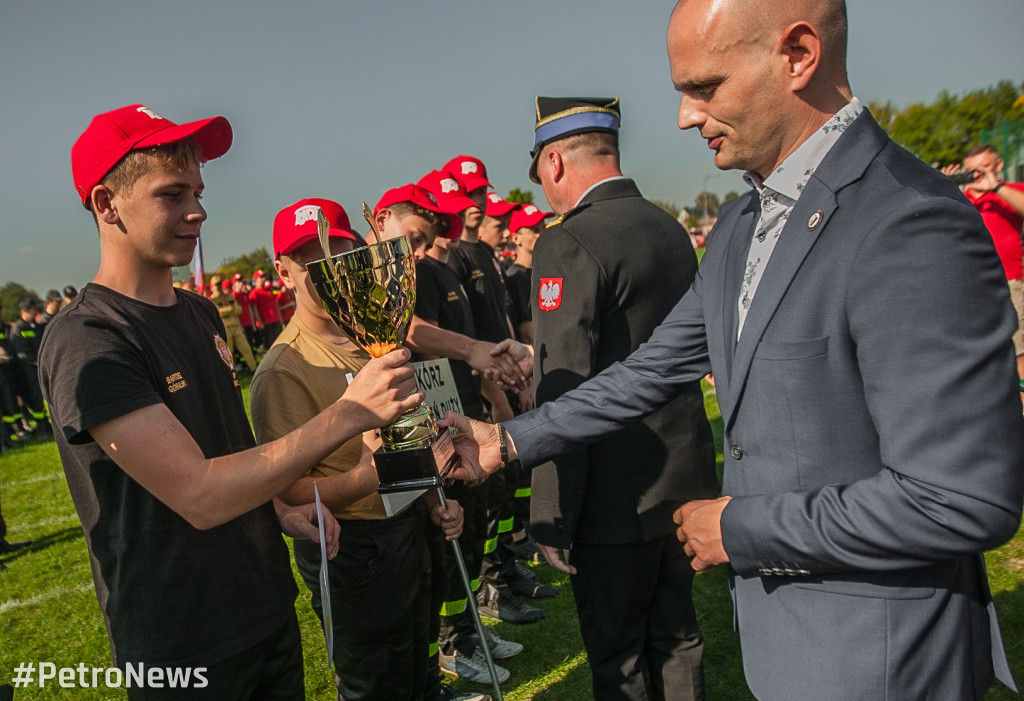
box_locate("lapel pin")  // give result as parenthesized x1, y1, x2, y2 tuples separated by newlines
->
(808, 210, 823, 230)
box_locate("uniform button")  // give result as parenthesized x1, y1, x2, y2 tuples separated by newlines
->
(730, 445, 744, 460)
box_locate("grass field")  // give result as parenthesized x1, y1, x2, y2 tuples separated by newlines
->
(1, 380, 1022, 699)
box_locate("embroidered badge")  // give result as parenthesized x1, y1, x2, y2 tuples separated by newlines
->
(215, 334, 233, 368)
(538, 278, 563, 311)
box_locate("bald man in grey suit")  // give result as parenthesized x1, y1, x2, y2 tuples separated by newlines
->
(445, 1, 1024, 698)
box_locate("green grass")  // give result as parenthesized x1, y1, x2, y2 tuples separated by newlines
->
(1, 380, 1022, 699)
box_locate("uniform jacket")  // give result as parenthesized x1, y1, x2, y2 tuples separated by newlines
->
(507, 113, 1023, 699)
(530, 178, 718, 548)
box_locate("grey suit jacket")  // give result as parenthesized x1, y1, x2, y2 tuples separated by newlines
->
(505, 112, 1024, 699)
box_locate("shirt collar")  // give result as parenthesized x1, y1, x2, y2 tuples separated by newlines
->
(573, 175, 629, 209)
(743, 97, 864, 201)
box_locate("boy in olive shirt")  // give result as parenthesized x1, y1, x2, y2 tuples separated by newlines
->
(252, 197, 465, 701)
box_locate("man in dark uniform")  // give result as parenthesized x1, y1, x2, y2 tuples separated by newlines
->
(527, 96, 720, 700)
(10, 299, 50, 435)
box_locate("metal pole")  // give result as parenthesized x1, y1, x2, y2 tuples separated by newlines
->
(435, 487, 505, 701)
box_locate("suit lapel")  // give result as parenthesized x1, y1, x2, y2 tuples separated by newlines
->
(716, 194, 759, 401)
(723, 183, 836, 426)
(720, 110, 889, 429)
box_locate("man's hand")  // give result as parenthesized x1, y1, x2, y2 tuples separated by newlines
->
(428, 497, 464, 540)
(537, 542, 577, 575)
(475, 339, 533, 392)
(515, 377, 536, 413)
(337, 348, 424, 431)
(274, 498, 341, 559)
(437, 411, 505, 482)
(673, 497, 732, 571)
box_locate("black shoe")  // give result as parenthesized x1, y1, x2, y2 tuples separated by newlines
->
(509, 534, 542, 563)
(477, 583, 545, 624)
(507, 561, 557, 599)
(0, 540, 32, 554)
(432, 683, 492, 701)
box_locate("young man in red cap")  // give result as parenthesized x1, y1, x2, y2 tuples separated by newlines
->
(39, 104, 422, 699)
(505, 204, 551, 346)
(251, 196, 468, 701)
(432, 161, 550, 634)
(478, 192, 516, 257)
(374, 184, 525, 687)
(232, 273, 260, 352)
(249, 269, 282, 351)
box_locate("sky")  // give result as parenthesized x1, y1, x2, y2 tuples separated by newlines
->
(2, 0, 1022, 296)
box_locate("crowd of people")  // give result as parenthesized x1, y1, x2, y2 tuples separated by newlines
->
(5, 0, 1024, 700)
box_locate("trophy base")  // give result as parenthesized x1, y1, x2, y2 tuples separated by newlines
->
(375, 428, 461, 494)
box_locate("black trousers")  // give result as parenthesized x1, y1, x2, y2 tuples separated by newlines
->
(294, 504, 432, 701)
(570, 535, 705, 701)
(127, 613, 304, 701)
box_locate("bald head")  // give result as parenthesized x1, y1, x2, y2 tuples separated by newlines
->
(671, 0, 848, 83)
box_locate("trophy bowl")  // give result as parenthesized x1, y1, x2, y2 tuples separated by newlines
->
(307, 235, 459, 494)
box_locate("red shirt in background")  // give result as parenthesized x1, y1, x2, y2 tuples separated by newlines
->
(276, 288, 296, 324)
(249, 286, 281, 326)
(966, 182, 1024, 281)
(232, 289, 254, 327)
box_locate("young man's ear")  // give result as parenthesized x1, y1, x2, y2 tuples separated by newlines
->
(274, 258, 297, 291)
(374, 209, 391, 233)
(91, 185, 121, 225)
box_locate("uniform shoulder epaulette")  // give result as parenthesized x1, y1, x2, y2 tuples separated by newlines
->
(546, 202, 591, 229)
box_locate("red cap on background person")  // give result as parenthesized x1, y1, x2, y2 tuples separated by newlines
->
(485, 192, 517, 218)
(273, 198, 357, 258)
(417, 170, 479, 215)
(253, 269, 266, 278)
(443, 155, 491, 192)
(510, 203, 553, 233)
(71, 104, 232, 205)
(375, 184, 464, 240)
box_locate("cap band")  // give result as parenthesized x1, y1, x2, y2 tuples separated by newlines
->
(533, 111, 620, 152)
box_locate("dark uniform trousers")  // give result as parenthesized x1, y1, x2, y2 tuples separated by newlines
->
(571, 536, 703, 701)
(529, 178, 719, 701)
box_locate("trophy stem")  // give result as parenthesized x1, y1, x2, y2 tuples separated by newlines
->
(435, 487, 505, 701)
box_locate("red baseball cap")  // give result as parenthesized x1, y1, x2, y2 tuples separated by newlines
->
(273, 198, 357, 258)
(510, 203, 553, 233)
(220, 280, 231, 291)
(232, 273, 243, 281)
(417, 170, 479, 215)
(253, 269, 266, 278)
(485, 192, 517, 218)
(443, 155, 491, 193)
(375, 184, 464, 240)
(71, 104, 232, 205)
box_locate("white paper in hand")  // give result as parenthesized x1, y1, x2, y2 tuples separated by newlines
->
(314, 484, 334, 667)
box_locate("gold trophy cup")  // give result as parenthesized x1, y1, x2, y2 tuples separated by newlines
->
(306, 206, 460, 494)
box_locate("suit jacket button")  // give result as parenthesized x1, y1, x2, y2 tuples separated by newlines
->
(730, 445, 744, 460)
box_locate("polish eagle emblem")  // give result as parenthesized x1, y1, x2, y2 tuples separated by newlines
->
(538, 277, 563, 311)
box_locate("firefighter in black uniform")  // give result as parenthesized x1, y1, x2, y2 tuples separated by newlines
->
(527, 96, 720, 701)
(10, 299, 50, 436)
(0, 301, 25, 449)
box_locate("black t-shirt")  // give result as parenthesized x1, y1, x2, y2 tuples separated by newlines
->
(37, 283, 297, 666)
(504, 263, 532, 332)
(415, 257, 484, 420)
(448, 240, 514, 344)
